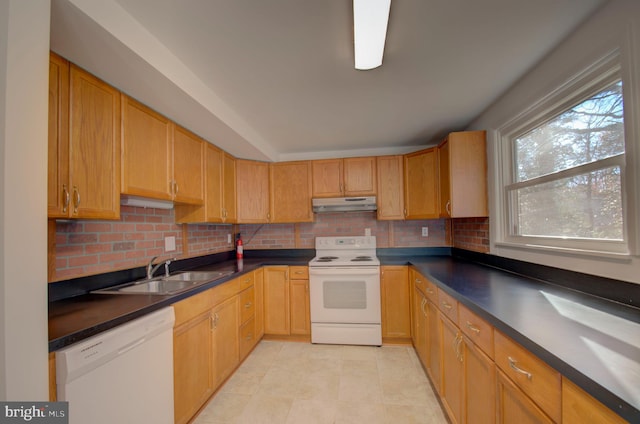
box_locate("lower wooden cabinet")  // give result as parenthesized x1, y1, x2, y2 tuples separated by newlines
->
(263, 266, 311, 338)
(381, 266, 411, 342)
(427, 295, 442, 393)
(263, 266, 290, 335)
(462, 335, 496, 424)
(254, 268, 265, 340)
(172, 272, 260, 424)
(212, 296, 239, 388)
(496, 369, 554, 424)
(562, 377, 627, 424)
(440, 313, 464, 424)
(290, 278, 310, 335)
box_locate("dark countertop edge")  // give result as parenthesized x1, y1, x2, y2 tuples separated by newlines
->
(408, 258, 639, 423)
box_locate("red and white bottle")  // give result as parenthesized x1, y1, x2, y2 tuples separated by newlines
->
(236, 234, 244, 259)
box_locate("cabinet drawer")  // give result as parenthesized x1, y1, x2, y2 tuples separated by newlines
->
(424, 278, 438, 303)
(410, 269, 427, 294)
(239, 286, 255, 324)
(239, 317, 256, 359)
(289, 266, 308, 280)
(494, 331, 561, 422)
(173, 289, 213, 327)
(238, 272, 254, 291)
(437, 288, 458, 325)
(459, 304, 494, 358)
(211, 278, 241, 306)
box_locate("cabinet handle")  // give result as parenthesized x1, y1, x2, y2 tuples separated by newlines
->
(466, 321, 481, 334)
(246, 333, 253, 341)
(441, 301, 452, 310)
(420, 298, 427, 316)
(446, 200, 451, 216)
(295, 271, 303, 275)
(72, 186, 80, 214)
(426, 287, 434, 295)
(62, 184, 70, 213)
(508, 356, 533, 380)
(211, 313, 219, 329)
(245, 301, 252, 309)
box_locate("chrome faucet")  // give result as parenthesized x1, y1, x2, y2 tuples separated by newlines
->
(147, 256, 177, 279)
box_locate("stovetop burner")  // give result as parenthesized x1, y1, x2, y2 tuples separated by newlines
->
(310, 236, 380, 267)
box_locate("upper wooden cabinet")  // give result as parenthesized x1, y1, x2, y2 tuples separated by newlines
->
(439, 130, 487, 218)
(236, 159, 270, 223)
(175, 144, 235, 223)
(403, 147, 439, 219)
(121, 95, 172, 201)
(48, 53, 70, 218)
(49, 63, 121, 219)
(172, 125, 205, 205)
(376, 155, 405, 220)
(121, 96, 204, 205)
(269, 161, 313, 223)
(312, 157, 377, 197)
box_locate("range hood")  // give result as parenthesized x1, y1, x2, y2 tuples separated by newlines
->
(312, 196, 377, 213)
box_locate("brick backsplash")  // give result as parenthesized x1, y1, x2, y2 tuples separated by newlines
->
(53, 207, 483, 281)
(452, 217, 490, 253)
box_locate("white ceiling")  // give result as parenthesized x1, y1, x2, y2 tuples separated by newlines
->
(50, 0, 605, 162)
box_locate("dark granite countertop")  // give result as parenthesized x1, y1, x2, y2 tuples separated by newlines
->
(390, 255, 640, 423)
(49, 250, 639, 422)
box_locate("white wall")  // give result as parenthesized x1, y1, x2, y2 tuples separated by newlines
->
(469, 0, 640, 283)
(0, 0, 50, 399)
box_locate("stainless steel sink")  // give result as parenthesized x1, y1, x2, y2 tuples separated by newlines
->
(92, 270, 235, 295)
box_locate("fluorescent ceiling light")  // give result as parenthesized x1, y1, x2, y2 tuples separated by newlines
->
(353, 0, 391, 70)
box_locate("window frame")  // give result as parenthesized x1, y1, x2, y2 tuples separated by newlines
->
(495, 50, 636, 258)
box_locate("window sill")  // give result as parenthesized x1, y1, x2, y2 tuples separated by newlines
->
(493, 240, 633, 263)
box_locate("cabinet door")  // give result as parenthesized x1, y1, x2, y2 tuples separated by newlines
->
(263, 266, 290, 335)
(344, 156, 376, 196)
(376, 155, 404, 220)
(69, 65, 121, 219)
(403, 147, 438, 219)
(254, 268, 264, 340)
(290, 279, 310, 335)
(463, 335, 496, 424)
(441, 313, 463, 424)
(496, 370, 554, 424)
(236, 159, 270, 223)
(412, 287, 428, 367)
(381, 266, 411, 340)
(311, 159, 343, 197)
(173, 311, 214, 424)
(172, 125, 204, 205)
(440, 131, 488, 218)
(562, 377, 627, 424)
(270, 161, 313, 223)
(427, 298, 442, 393)
(48, 53, 70, 218)
(202, 143, 224, 222)
(121, 95, 172, 200)
(222, 153, 237, 223)
(211, 296, 239, 389)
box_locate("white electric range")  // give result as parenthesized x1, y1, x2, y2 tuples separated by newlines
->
(308, 236, 381, 346)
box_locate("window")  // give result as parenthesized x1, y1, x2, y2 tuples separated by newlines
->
(498, 52, 631, 256)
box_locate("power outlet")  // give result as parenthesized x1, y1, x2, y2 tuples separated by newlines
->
(421, 227, 429, 237)
(164, 236, 176, 252)
(227, 234, 232, 244)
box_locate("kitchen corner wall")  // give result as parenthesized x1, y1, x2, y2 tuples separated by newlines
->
(53, 207, 490, 281)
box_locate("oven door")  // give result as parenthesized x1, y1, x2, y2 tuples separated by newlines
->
(309, 266, 381, 324)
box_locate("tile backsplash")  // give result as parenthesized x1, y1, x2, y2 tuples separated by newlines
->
(52, 207, 489, 281)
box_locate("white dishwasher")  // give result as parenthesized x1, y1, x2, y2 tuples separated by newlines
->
(56, 307, 175, 424)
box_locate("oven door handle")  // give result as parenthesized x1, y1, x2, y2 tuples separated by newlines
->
(309, 267, 380, 276)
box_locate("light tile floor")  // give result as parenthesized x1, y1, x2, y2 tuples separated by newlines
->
(192, 341, 448, 424)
